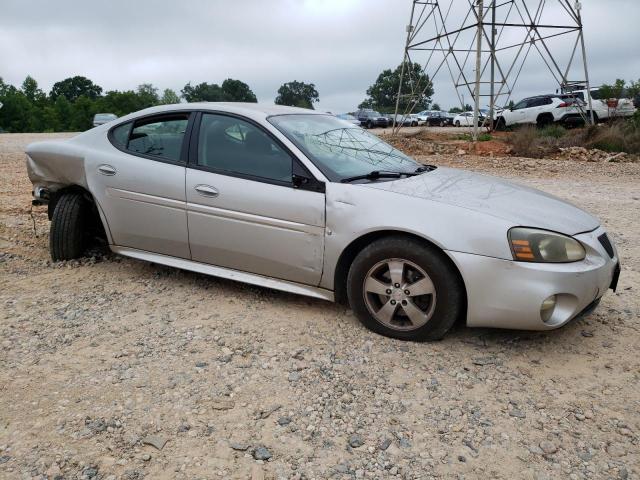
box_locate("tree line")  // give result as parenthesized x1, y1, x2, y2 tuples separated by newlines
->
(0, 75, 321, 133)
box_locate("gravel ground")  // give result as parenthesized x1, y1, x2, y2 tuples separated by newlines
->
(1, 132, 638, 480)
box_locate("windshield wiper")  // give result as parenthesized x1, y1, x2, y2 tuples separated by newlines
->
(340, 170, 419, 183)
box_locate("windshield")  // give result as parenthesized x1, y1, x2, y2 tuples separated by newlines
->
(269, 114, 421, 182)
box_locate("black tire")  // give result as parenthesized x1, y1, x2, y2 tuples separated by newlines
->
(440, 120, 445, 127)
(536, 114, 554, 128)
(50, 193, 88, 261)
(495, 117, 506, 131)
(367, 121, 373, 129)
(455, 121, 460, 127)
(347, 236, 465, 341)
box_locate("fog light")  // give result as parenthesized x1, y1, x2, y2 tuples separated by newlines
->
(540, 295, 557, 322)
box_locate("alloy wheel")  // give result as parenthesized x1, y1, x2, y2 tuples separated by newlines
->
(363, 258, 437, 331)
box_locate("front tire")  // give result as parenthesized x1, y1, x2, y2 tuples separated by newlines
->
(50, 193, 88, 261)
(347, 236, 465, 341)
(455, 121, 460, 127)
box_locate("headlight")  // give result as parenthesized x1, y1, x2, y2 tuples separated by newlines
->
(508, 227, 586, 263)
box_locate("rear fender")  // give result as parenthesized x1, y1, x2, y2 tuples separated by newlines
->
(26, 140, 88, 192)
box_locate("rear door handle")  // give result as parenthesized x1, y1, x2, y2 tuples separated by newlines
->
(98, 164, 116, 176)
(194, 184, 219, 198)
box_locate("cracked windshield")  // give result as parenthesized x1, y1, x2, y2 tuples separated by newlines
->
(269, 114, 421, 181)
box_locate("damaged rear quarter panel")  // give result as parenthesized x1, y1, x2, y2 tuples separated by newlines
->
(26, 138, 88, 192)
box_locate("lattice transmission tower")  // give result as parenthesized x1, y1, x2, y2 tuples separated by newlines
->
(393, 0, 594, 138)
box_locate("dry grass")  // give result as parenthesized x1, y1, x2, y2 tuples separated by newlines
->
(508, 117, 640, 158)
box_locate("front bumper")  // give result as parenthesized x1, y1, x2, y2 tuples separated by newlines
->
(447, 226, 619, 330)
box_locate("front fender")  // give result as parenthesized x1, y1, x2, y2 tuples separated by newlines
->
(320, 182, 514, 290)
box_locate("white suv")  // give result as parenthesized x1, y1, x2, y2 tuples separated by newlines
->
(570, 87, 636, 122)
(495, 95, 585, 129)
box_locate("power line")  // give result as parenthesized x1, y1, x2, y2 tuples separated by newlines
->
(393, 0, 594, 139)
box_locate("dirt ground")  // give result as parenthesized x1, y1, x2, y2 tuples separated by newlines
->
(1, 132, 638, 480)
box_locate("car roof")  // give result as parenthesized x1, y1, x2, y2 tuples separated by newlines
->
(114, 102, 323, 124)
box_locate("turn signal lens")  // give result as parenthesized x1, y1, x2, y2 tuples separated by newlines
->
(508, 228, 586, 263)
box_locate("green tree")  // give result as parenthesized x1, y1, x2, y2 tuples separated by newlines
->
(181, 82, 224, 102)
(432, 103, 441, 111)
(21, 76, 45, 103)
(160, 88, 181, 105)
(69, 95, 96, 131)
(53, 96, 73, 131)
(274, 81, 319, 109)
(449, 107, 463, 114)
(627, 79, 640, 99)
(359, 63, 433, 113)
(136, 83, 159, 108)
(221, 78, 257, 102)
(598, 79, 628, 103)
(96, 90, 146, 116)
(0, 89, 33, 132)
(357, 98, 374, 109)
(50, 76, 103, 102)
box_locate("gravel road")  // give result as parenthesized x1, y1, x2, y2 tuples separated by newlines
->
(1, 132, 638, 480)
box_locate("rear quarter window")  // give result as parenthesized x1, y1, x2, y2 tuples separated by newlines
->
(111, 122, 131, 147)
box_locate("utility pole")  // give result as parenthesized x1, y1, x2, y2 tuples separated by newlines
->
(488, 0, 496, 131)
(575, 0, 594, 125)
(472, 0, 484, 142)
(393, 2, 417, 133)
(394, 1, 594, 133)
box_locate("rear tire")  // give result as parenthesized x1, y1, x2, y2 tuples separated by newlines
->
(50, 193, 88, 261)
(536, 114, 554, 128)
(347, 236, 465, 341)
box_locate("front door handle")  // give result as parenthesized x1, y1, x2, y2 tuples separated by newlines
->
(98, 164, 116, 176)
(194, 184, 219, 198)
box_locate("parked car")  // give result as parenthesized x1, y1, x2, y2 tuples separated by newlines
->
(387, 114, 418, 127)
(93, 113, 118, 127)
(26, 103, 619, 341)
(355, 109, 389, 128)
(424, 111, 452, 127)
(569, 87, 636, 122)
(336, 113, 361, 126)
(452, 111, 487, 127)
(414, 110, 431, 124)
(495, 95, 585, 129)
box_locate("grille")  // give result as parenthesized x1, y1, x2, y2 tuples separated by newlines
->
(598, 233, 614, 258)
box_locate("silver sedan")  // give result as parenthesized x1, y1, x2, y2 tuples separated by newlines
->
(26, 103, 620, 341)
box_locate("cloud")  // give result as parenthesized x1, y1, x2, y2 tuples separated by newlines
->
(1, 0, 638, 113)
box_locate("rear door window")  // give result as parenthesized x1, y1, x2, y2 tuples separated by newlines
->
(126, 114, 189, 162)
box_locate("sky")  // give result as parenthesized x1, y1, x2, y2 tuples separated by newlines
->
(1, 0, 639, 113)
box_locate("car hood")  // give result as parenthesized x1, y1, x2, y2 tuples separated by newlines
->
(361, 167, 599, 235)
